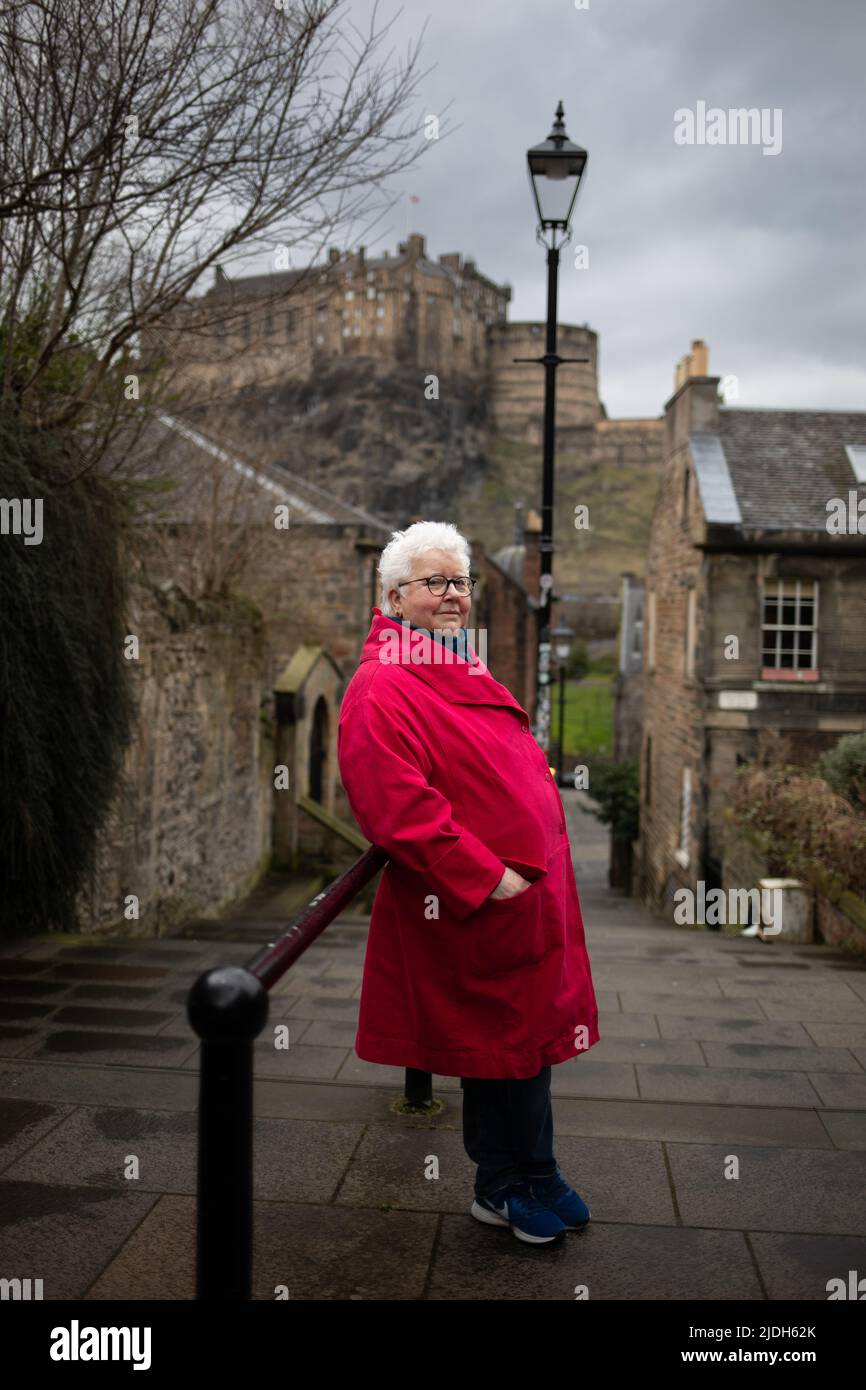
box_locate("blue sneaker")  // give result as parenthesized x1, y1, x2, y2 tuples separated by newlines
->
(470, 1181, 566, 1244)
(528, 1168, 591, 1230)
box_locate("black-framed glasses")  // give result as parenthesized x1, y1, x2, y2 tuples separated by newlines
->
(397, 574, 476, 596)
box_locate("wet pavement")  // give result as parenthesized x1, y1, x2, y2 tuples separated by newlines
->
(1, 791, 865, 1300)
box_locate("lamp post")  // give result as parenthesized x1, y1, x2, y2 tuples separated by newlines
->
(551, 623, 574, 785)
(519, 102, 588, 752)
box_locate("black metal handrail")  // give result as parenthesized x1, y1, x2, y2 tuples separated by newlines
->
(186, 845, 433, 1301)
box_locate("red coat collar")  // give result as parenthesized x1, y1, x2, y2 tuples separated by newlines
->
(360, 607, 527, 712)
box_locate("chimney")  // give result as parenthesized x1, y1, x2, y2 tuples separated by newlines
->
(358, 246, 366, 270)
(405, 233, 425, 259)
(522, 507, 542, 599)
(674, 338, 710, 390)
(214, 264, 228, 286)
(439, 253, 461, 272)
(328, 248, 340, 265)
(665, 338, 720, 454)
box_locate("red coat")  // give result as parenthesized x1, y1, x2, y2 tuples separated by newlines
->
(336, 607, 600, 1079)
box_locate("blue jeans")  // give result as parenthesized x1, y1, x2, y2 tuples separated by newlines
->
(460, 1065, 557, 1199)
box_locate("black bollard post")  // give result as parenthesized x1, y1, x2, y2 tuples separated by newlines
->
(187, 966, 268, 1301)
(404, 1067, 433, 1108)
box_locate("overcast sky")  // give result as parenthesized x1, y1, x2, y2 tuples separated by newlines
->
(330, 0, 865, 418)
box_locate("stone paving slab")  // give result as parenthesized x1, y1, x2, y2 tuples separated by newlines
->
(667, 1143, 866, 1236)
(427, 1219, 767, 1301)
(14, 1030, 201, 1067)
(0, 1060, 199, 1112)
(632, 1064, 823, 1106)
(0, 1179, 160, 1300)
(3, 1106, 366, 1203)
(85, 1194, 438, 1301)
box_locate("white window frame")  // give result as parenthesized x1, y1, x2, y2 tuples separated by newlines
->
(760, 578, 818, 672)
(684, 588, 697, 679)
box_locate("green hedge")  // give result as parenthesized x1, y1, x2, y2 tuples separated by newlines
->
(0, 412, 134, 934)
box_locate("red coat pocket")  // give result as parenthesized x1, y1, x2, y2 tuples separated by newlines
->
(466, 875, 547, 977)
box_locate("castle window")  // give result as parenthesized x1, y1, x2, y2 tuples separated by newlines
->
(342, 327, 351, 337)
(345, 290, 354, 301)
(375, 325, 384, 336)
(285, 310, 296, 338)
(367, 270, 376, 283)
(376, 306, 385, 318)
(367, 286, 376, 299)
(241, 317, 251, 343)
(264, 313, 274, 337)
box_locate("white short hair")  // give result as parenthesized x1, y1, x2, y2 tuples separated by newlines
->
(377, 520, 471, 616)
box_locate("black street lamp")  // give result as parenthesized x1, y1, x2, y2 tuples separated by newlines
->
(519, 102, 588, 752)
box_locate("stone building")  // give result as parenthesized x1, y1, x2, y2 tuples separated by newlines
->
(636, 340, 866, 912)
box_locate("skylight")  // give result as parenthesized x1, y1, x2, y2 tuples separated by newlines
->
(845, 444, 866, 483)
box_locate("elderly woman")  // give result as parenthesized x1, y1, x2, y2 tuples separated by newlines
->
(337, 520, 600, 1245)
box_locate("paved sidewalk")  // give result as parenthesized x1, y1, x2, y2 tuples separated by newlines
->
(1, 792, 865, 1301)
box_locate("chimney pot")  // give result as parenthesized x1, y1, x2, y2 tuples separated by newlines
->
(690, 339, 709, 376)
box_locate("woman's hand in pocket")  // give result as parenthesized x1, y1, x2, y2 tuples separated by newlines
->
(488, 866, 531, 901)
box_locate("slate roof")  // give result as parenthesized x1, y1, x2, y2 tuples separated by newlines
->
(690, 407, 866, 532)
(106, 410, 391, 532)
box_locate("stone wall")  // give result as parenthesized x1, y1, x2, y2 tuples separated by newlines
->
(76, 585, 272, 936)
